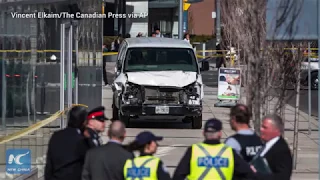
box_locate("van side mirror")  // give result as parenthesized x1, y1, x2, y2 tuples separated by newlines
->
(200, 61, 209, 71)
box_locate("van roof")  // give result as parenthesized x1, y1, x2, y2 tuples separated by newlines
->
(124, 37, 193, 49)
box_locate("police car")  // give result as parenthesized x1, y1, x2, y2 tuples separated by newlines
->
(111, 38, 208, 129)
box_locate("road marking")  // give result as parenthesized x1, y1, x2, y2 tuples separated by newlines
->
(156, 144, 186, 157)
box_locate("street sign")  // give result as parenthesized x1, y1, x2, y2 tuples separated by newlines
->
(212, 12, 216, 19)
(217, 68, 241, 100)
(183, 11, 188, 32)
(64, 72, 75, 90)
(184, 0, 191, 11)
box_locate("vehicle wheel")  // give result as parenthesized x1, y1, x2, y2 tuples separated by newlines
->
(119, 111, 130, 127)
(112, 97, 119, 120)
(192, 115, 202, 129)
(311, 72, 318, 90)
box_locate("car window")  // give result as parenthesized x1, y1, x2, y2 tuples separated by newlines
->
(123, 47, 198, 72)
(116, 42, 127, 71)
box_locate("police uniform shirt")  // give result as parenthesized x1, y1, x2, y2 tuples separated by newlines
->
(172, 139, 256, 180)
(225, 129, 263, 162)
(87, 127, 102, 147)
(125, 153, 171, 180)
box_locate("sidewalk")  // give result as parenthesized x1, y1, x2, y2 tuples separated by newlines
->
(204, 85, 319, 179)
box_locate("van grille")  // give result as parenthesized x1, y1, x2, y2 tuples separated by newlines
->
(143, 87, 180, 104)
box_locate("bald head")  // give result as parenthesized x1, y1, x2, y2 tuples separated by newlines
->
(108, 120, 126, 141)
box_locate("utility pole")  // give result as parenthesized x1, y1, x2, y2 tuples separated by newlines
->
(216, 0, 221, 44)
(179, 0, 184, 39)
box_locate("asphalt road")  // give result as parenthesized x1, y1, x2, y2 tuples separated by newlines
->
(286, 89, 318, 117)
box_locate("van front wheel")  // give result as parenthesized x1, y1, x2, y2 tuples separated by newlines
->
(192, 116, 202, 129)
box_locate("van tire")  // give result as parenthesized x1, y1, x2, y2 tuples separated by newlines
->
(192, 115, 202, 129)
(112, 97, 119, 120)
(119, 113, 130, 127)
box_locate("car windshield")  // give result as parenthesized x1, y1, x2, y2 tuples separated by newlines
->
(124, 47, 198, 72)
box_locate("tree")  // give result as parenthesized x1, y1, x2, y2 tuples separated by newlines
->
(220, 0, 306, 133)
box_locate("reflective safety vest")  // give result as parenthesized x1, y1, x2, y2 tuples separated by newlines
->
(123, 155, 160, 180)
(188, 143, 234, 180)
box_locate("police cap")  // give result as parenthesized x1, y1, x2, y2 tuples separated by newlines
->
(135, 131, 163, 146)
(204, 118, 222, 132)
(87, 106, 108, 121)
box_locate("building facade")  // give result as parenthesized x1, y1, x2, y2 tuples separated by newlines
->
(0, 0, 103, 128)
(188, 0, 215, 35)
(106, 0, 181, 37)
(104, 0, 196, 38)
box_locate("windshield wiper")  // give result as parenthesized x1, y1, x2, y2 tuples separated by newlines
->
(125, 69, 150, 72)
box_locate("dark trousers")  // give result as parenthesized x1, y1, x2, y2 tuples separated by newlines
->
(103, 57, 108, 85)
(216, 57, 227, 68)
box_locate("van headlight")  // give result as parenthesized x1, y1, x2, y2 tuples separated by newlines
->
(122, 82, 142, 104)
(183, 82, 201, 105)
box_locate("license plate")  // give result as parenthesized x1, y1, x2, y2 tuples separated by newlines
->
(155, 106, 169, 114)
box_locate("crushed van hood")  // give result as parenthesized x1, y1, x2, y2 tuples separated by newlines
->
(126, 71, 197, 87)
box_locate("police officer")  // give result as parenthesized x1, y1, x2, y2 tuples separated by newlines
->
(84, 106, 108, 148)
(123, 131, 171, 180)
(172, 118, 255, 180)
(225, 104, 263, 162)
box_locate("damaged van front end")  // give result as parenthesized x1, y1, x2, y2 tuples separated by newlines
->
(121, 71, 203, 117)
(111, 38, 208, 129)
(113, 71, 203, 129)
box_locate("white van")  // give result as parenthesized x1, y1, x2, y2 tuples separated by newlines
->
(111, 37, 208, 129)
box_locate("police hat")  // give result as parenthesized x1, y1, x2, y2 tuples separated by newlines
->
(87, 106, 108, 121)
(204, 118, 222, 133)
(135, 131, 163, 146)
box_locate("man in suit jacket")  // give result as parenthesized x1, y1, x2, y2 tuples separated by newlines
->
(254, 114, 293, 180)
(82, 120, 134, 180)
(45, 106, 88, 180)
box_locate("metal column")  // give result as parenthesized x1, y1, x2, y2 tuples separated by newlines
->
(60, 24, 65, 128)
(307, 43, 311, 135)
(318, 1, 320, 179)
(121, 0, 126, 36)
(67, 25, 73, 108)
(1, 11, 6, 130)
(74, 23, 79, 104)
(178, 0, 184, 39)
(216, 0, 221, 44)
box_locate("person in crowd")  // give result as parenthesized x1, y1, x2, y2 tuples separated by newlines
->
(216, 43, 226, 68)
(155, 28, 164, 38)
(151, 32, 156, 37)
(125, 33, 131, 38)
(252, 114, 293, 180)
(124, 131, 171, 180)
(172, 118, 256, 180)
(102, 44, 109, 87)
(83, 106, 107, 148)
(82, 120, 134, 180)
(136, 32, 143, 37)
(225, 104, 263, 162)
(45, 106, 88, 180)
(184, 33, 190, 43)
(114, 35, 121, 52)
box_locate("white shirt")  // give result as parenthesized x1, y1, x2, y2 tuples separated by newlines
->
(156, 33, 163, 38)
(111, 42, 115, 51)
(184, 38, 190, 43)
(260, 136, 280, 157)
